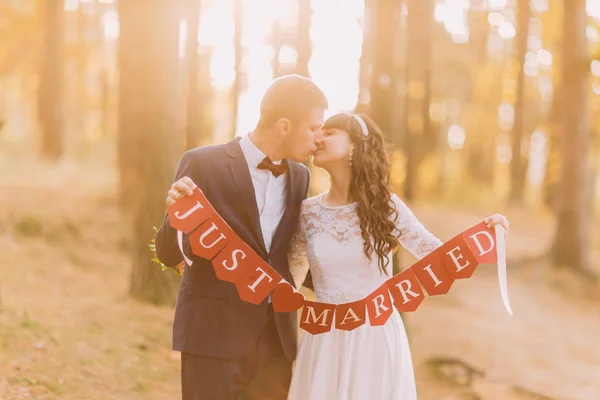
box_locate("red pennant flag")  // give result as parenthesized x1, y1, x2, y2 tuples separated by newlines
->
(189, 215, 235, 260)
(439, 234, 479, 279)
(387, 267, 425, 312)
(272, 280, 306, 312)
(168, 188, 215, 234)
(300, 301, 336, 335)
(335, 299, 366, 331)
(462, 222, 497, 264)
(235, 260, 281, 305)
(365, 282, 394, 326)
(210, 237, 256, 283)
(411, 250, 455, 296)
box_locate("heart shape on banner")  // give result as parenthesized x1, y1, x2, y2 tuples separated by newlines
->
(272, 280, 306, 312)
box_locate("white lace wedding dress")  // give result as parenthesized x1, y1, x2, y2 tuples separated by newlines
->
(286, 192, 442, 400)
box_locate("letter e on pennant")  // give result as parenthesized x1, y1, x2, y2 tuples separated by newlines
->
(439, 234, 479, 279)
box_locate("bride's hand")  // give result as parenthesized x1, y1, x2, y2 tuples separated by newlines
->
(484, 214, 510, 234)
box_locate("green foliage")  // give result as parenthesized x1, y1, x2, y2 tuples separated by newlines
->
(148, 227, 180, 276)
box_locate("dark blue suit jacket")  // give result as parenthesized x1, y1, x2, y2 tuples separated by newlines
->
(155, 137, 309, 361)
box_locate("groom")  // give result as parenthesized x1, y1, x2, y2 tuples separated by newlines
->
(155, 74, 327, 400)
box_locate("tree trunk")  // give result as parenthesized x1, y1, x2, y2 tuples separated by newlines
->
(271, 22, 282, 78)
(296, 0, 311, 77)
(355, 0, 372, 114)
(404, 0, 434, 201)
(231, 0, 243, 138)
(368, 0, 401, 145)
(119, 0, 184, 304)
(543, 83, 562, 211)
(185, 0, 202, 150)
(509, 0, 530, 203)
(552, 0, 591, 273)
(39, 0, 64, 161)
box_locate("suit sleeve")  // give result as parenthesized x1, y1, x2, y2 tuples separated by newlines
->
(155, 149, 205, 268)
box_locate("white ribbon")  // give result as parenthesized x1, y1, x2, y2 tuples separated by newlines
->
(177, 230, 193, 267)
(494, 224, 512, 315)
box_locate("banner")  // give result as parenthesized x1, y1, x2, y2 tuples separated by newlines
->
(167, 188, 512, 335)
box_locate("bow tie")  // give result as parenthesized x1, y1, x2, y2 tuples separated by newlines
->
(257, 157, 287, 177)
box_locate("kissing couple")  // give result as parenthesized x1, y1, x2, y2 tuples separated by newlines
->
(155, 74, 509, 400)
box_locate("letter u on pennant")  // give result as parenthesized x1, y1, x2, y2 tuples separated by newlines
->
(189, 215, 235, 260)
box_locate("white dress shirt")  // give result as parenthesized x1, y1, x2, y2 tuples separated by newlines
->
(238, 134, 287, 253)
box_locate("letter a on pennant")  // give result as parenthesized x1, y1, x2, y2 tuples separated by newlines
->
(386, 267, 424, 312)
(462, 221, 497, 264)
(189, 215, 235, 260)
(168, 188, 215, 234)
(335, 299, 366, 331)
(439, 234, 479, 279)
(234, 260, 281, 305)
(411, 250, 455, 296)
(365, 282, 394, 325)
(300, 301, 336, 335)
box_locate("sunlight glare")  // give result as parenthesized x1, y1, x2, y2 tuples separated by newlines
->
(447, 124, 466, 150)
(498, 22, 516, 39)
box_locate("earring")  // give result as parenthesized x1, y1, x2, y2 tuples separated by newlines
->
(349, 149, 353, 167)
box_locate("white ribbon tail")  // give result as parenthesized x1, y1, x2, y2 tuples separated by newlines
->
(495, 224, 512, 315)
(177, 230, 193, 266)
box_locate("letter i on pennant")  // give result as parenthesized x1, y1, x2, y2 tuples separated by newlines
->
(411, 250, 455, 296)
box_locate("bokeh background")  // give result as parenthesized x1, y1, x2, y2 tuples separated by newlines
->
(1, 0, 600, 399)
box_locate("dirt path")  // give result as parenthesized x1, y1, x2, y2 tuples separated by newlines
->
(1, 161, 599, 399)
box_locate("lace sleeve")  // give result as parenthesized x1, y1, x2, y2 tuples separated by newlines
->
(392, 194, 443, 260)
(287, 208, 310, 289)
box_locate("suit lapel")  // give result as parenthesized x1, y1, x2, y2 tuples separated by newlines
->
(226, 138, 268, 257)
(269, 160, 302, 256)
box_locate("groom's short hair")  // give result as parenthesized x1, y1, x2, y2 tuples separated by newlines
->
(258, 74, 328, 128)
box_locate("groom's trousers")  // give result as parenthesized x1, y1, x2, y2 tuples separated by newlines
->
(181, 304, 293, 400)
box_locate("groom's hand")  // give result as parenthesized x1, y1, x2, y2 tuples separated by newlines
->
(166, 176, 197, 206)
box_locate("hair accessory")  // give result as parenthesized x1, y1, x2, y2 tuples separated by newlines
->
(352, 115, 369, 137)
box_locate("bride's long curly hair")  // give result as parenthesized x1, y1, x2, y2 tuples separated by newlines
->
(322, 113, 400, 274)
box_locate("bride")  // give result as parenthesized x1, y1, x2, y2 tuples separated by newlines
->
(286, 113, 509, 399)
